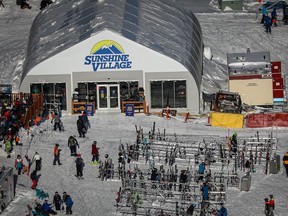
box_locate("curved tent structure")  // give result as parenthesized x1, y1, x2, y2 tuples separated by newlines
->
(20, 0, 203, 114)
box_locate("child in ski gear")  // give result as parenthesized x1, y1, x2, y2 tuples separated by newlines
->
(75, 154, 84, 178)
(53, 144, 62, 165)
(14, 154, 23, 175)
(65, 195, 73, 214)
(68, 136, 79, 156)
(53, 191, 62, 211)
(91, 141, 99, 164)
(218, 203, 227, 216)
(30, 170, 38, 189)
(52, 112, 61, 131)
(283, 152, 288, 177)
(77, 115, 86, 138)
(32, 152, 42, 171)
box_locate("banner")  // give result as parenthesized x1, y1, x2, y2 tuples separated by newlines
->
(211, 112, 244, 128)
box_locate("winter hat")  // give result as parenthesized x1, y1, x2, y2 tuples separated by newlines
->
(105, 154, 109, 158)
(93, 141, 97, 144)
(77, 154, 81, 157)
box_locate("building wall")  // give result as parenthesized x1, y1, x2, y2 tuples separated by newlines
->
(229, 79, 273, 105)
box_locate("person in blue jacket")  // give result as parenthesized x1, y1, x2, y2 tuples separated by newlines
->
(42, 200, 57, 215)
(198, 162, 205, 182)
(218, 203, 227, 216)
(261, 5, 268, 24)
(65, 195, 73, 214)
(264, 16, 272, 34)
(201, 182, 210, 201)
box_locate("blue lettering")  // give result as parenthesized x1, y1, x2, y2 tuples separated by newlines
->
(92, 63, 101, 71)
(84, 56, 92, 65)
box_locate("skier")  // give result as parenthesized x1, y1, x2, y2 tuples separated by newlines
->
(32, 152, 42, 171)
(53, 144, 62, 165)
(53, 191, 62, 211)
(269, 194, 275, 215)
(14, 154, 23, 175)
(75, 154, 84, 179)
(65, 195, 73, 214)
(91, 141, 99, 165)
(77, 115, 86, 138)
(264, 16, 272, 34)
(30, 170, 38, 189)
(104, 154, 113, 179)
(42, 200, 57, 215)
(264, 198, 271, 216)
(68, 136, 79, 156)
(52, 112, 62, 132)
(282, 151, 288, 177)
(230, 132, 237, 154)
(218, 203, 227, 216)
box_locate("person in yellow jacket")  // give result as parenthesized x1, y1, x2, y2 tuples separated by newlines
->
(283, 152, 288, 177)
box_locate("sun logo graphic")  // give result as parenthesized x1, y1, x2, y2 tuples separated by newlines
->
(84, 40, 132, 71)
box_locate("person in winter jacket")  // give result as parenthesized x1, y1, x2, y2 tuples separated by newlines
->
(22, 155, 30, 175)
(52, 112, 61, 132)
(264, 198, 271, 216)
(104, 154, 113, 179)
(218, 203, 227, 216)
(53, 191, 62, 211)
(30, 170, 38, 189)
(261, 5, 268, 24)
(65, 195, 73, 214)
(201, 182, 210, 201)
(269, 194, 275, 215)
(81, 111, 90, 130)
(264, 16, 272, 34)
(271, 8, 277, 27)
(230, 132, 237, 154)
(198, 162, 205, 182)
(32, 152, 42, 171)
(75, 154, 84, 178)
(68, 136, 79, 156)
(283, 152, 288, 177)
(14, 154, 23, 175)
(77, 116, 86, 138)
(53, 144, 62, 165)
(91, 141, 99, 165)
(4, 139, 12, 158)
(42, 200, 57, 215)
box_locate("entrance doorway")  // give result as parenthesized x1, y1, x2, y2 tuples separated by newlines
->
(97, 84, 120, 111)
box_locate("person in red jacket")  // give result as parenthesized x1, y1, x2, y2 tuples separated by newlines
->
(269, 194, 275, 214)
(91, 141, 99, 165)
(53, 144, 62, 165)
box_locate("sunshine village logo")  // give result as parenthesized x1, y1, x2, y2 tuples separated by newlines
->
(84, 40, 132, 71)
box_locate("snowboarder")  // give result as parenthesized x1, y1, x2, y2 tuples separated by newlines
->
(75, 154, 84, 178)
(283, 151, 288, 177)
(53, 144, 62, 165)
(68, 136, 79, 156)
(31, 152, 42, 171)
(218, 203, 227, 216)
(30, 170, 38, 189)
(52, 112, 62, 132)
(53, 191, 62, 211)
(77, 115, 86, 138)
(14, 154, 23, 175)
(65, 195, 73, 214)
(91, 141, 99, 165)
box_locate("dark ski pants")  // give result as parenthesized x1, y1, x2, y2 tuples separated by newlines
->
(31, 179, 37, 189)
(92, 154, 99, 162)
(70, 146, 77, 156)
(66, 206, 72, 214)
(78, 129, 85, 137)
(76, 166, 83, 177)
(53, 155, 61, 165)
(17, 168, 22, 175)
(54, 122, 61, 131)
(284, 164, 288, 177)
(36, 160, 41, 171)
(55, 203, 61, 211)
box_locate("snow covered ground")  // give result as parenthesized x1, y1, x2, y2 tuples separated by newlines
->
(1, 0, 288, 215)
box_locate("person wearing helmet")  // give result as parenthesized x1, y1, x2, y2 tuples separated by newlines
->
(75, 154, 84, 179)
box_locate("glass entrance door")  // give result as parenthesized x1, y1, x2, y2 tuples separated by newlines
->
(97, 84, 120, 111)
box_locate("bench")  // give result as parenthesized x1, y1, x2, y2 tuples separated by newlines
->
(121, 101, 146, 114)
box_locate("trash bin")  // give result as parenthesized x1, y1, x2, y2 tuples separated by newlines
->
(241, 174, 251, 191)
(270, 155, 281, 174)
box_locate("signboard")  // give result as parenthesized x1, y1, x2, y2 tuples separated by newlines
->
(84, 40, 132, 71)
(125, 104, 134, 117)
(85, 104, 94, 116)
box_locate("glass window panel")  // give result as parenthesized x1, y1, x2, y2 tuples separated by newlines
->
(88, 83, 96, 102)
(163, 81, 174, 108)
(120, 82, 129, 100)
(78, 83, 87, 102)
(151, 81, 162, 108)
(175, 81, 187, 108)
(30, 84, 42, 94)
(55, 83, 66, 110)
(43, 83, 54, 95)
